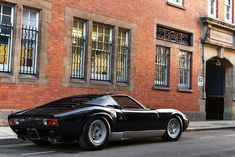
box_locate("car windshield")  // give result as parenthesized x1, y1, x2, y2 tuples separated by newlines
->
(46, 95, 111, 106)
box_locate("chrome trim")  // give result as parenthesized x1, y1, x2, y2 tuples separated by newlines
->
(110, 130, 165, 141)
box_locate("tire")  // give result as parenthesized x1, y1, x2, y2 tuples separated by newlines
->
(79, 117, 110, 150)
(162, 116, 183, 141)
(31, 140, 52, 146)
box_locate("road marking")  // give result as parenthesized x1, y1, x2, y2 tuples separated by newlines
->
(21, 151, 55, 156)
(200, 136, 214, 139)
(225, 134, 235, 137)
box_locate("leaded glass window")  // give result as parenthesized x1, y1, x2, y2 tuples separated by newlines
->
(117, 29, 129, 83)
(225, 0, 232, 23)
(91, 24, 112, 81)
(20, 8, 39, 75)
(155, 46, 169, 87)
(168, 0, 183, 6)
(208, 0, 217, 18)
(71, 19, 86, 79)
(179, 51, 192, 89)
(0, 3, 14, 73)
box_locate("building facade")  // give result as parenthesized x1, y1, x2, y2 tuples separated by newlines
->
(200, 0, 235, 120)
(1, 0, 232, 122)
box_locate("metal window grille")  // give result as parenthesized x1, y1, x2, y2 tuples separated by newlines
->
(20, 9, 39, 75)
(117, 29, 129, 83)
(91, 24, 112, 81)
(179, 51, 192, 89)
(155, 46, 169, 87)
(156, 26, 192, 46)
(0, 4, 14, 73)
(71, 19, 86, 79)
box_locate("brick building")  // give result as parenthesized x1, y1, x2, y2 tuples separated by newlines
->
(0, 0, 233, 122)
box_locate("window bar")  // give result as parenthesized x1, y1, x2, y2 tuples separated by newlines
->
(2, 24, 7, 72)
(71, 36, 74, 77)
(75, 36, 78, 78)
(122, 46, 124, 82)
(80, 37, 84, 78)
(26, 26, 30, 74)
(108, 42, 112, 81)
(75, 36, 79, 78)
(2, 38, 6, 71)
(8, 23, 12, 72)
(164, 49, 167, 86)
(34, 26, 39, 74)
(22, 26, 27, 74)
(30, 26, 34, 74)
(101, 27, 105, 81)
(78, 36, 82, 78)
(78, 36, 82, 77)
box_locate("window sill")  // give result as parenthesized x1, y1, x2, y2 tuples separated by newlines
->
(116, 82, 129, 87)
(153, 86, 171, 91)
(66, 78, 132, 91)
(167, 2, 185, 10)
(19, 74, 38, 80)
(0, 72, 12, 78)
(178, 88, 193, 93)
(70, 78, 86, 84)
(90, 80, 113, 86)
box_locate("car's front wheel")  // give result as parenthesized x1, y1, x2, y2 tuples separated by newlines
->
(79, 117, 110, 150)
(162, 116, 182, 141)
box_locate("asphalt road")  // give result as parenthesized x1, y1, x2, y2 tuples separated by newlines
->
(0, 129, 235, 157)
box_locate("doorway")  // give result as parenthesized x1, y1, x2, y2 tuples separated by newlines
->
(206, 59, 225, 120)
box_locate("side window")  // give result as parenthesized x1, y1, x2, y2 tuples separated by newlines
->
(112, 96, 142, 109)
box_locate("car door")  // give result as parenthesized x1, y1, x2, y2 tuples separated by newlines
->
(111, 96, 160, 131)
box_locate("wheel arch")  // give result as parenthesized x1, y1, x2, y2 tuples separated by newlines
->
(87, 112, 114, 131)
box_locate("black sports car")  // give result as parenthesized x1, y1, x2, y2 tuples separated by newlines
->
(8, 94, 189, 150)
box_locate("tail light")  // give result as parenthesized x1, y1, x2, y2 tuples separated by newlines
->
(43, 119, 58, 126)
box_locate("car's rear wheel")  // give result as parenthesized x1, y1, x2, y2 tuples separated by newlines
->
(31, 140, 52, 146)
(79, 117, 110, 150)
(162, 116, 182, 141)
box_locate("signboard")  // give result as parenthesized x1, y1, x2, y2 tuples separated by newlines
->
(210, 29, 233, 45)
(198, 76, 204, 87)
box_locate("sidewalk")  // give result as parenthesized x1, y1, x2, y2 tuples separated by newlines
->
(0, 121, 235, 144)
(187, 120, 235, 131)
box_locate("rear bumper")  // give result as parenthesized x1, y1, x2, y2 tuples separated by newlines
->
(11, 127, 61, 142)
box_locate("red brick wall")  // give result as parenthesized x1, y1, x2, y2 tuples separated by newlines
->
(0, 0, 208, 112)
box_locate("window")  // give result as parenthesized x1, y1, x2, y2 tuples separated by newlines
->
(225, 0, 233, 23)
(168, 0, 183, 6)
(178, 51, 192, 89)
(20, 8, 39, 75)
(91, 24, 112, 81)
(117, 29, 129, 83)
(0, 4, 14, 73)
(155, 46, 169, 87)
(208, 0, 217, 18)
(112, 96, 142, 109)
(71, 19, 86, 79)
(156, 26, 192, 46)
